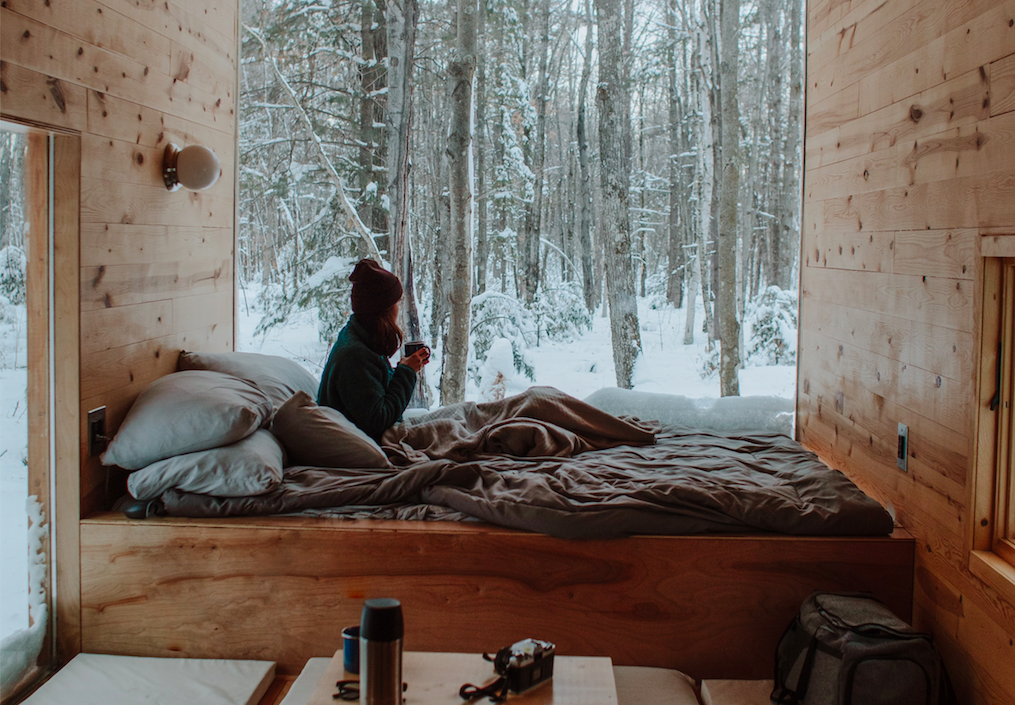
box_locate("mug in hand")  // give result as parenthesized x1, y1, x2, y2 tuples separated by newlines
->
(404, 341, 428, 358)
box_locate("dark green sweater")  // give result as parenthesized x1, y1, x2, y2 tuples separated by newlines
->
(317, 315, 417, 441)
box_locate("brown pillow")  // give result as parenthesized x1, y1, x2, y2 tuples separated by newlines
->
(271, 391, 391, 469)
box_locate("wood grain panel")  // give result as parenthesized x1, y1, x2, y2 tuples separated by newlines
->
(817, 167, 1015, 233)
(990, 51, 1015, 116)
(805, 65, 990, 170)
(1, 0, 173, 75)
(893, 228, 977, 279)
(80, 178, 232, 228)
(0, 60, 88, 130)
(805, 228, 894, 272)
(80, 224, 233, 267)
(800, 327, 971, 433)
(856, 0, 1015, 116)
(80, 325, 231, 400)
(803, 297, 973, 383)
(806, 111, 1015, 203)
(79, 515, 915, 679)
(801, 266, 973, 332)
(807, 0, 920, 78)
(0, 7, 233, 129)
(808, 0, 1002, 108)
(80, 258, 232, 311)
(86, 89, 234, 155)
(81, 300, 174, 354)
(805, 81, 859, 137)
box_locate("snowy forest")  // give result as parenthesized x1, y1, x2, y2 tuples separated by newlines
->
(237, 0, 804, 406)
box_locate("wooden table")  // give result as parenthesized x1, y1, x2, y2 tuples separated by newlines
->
(307, 650, 617, 705)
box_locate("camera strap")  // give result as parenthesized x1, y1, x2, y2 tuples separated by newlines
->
(458, 650, 511, 702)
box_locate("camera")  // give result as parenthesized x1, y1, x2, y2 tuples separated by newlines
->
(494, 638, 555, 694)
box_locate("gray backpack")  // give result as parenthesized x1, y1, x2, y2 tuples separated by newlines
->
(771, 592, 954, 705)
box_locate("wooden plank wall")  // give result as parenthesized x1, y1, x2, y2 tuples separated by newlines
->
(0, 0, 238, 520)
(799, 0, 1015, 702)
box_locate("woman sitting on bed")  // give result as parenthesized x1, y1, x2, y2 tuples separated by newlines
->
(317, 258, 430, 441)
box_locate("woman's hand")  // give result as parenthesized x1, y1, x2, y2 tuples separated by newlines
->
(398, 347, 430, 373)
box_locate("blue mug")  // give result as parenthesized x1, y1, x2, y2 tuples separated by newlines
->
(342, 625, 360, 674)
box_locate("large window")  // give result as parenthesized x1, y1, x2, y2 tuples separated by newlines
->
(971, 256, 1015, 604)
(0, 126, 54, 698)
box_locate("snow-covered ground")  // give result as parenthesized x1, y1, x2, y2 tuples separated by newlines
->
(236, 280, 797, 403)
(1, 281, 797, 643)
(1, 297, 29, 642)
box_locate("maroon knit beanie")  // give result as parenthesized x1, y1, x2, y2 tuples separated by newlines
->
(349, 258, 403, 315)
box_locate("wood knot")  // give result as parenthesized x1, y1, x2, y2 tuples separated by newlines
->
(909, 105, 923, 122)
(863, 169, 869, 180)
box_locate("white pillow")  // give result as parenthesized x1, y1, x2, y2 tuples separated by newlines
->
(271, 391, 391, 469)
(178, 350, 319, 410)
(101, 370, 272, 470)
(127, 430, 284, 500)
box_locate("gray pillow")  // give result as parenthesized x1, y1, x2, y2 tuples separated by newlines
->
(127, 429, 284, 500)
(271, 391, 391, 469)
(101, 370, 273, 470)
(178, 350, 319, 410)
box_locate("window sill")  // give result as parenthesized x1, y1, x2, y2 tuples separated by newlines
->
(969, 550, 1015, 606)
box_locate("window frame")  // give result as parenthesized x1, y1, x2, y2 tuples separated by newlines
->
(0, 121, 81, 704)
(970, 254, 1015, 605)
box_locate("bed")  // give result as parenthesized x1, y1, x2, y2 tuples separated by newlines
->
(77, 352, 913, 679)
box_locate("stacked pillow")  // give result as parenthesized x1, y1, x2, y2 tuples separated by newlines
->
(102, 351, 392, 506)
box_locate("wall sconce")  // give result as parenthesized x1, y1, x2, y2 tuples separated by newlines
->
(162, 143, 221, 192)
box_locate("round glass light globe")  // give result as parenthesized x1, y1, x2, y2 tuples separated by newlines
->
(176, 145, 221, 191)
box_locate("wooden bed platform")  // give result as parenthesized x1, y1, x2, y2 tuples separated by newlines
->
(79, 513, 914, 679)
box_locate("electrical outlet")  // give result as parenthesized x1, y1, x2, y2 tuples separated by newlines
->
(896, 423, 909, 472)
(88, 406, 107, 457)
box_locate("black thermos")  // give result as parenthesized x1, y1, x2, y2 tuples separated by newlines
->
(359, 598, 403, 705)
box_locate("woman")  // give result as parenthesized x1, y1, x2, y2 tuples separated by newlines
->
(318, 258, 430, 440)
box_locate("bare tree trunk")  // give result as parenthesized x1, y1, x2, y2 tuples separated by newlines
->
(576, 0, 596, 313)
(442, 0, 478, 405)
(385, 0, 427, 406)
(717, 0, 742, 396)
(596, 0, 641, 388)
(683, 246, 699, 345)
(359, 0, 388, 246)
(779, 0, 803, 290)
(518, 0, 550, 304)
(474, 0, 489, 295)
(665, 1, 684, 309)
(694, 25, 716, 347)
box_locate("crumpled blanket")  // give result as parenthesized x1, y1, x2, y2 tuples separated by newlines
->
(161, 387, 894, 539)
(382, 386, 657, 463)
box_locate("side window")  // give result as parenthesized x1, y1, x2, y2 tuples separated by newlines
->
(0, 127, 53, 697)
(971, 257, 1015, 601)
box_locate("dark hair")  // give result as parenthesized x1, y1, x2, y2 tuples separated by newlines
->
(359, 304, 403, 358)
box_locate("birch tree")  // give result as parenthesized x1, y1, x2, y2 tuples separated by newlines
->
(717, 0, 741, 396)
(442, 0, 479, 404)
(576, 0, 597, 313)
(596, 0, 641, 388)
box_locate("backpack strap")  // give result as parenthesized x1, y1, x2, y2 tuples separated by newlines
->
(771, 631, 819, 705)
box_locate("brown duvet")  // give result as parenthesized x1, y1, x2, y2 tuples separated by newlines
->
(161, 387, 894, 538)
